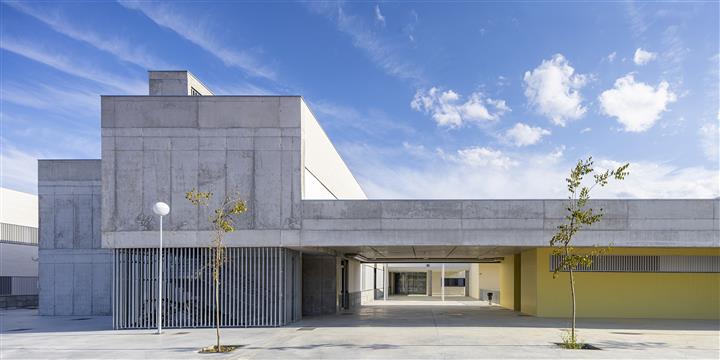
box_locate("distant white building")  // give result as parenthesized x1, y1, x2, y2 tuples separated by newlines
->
(0, 188, 39, 307)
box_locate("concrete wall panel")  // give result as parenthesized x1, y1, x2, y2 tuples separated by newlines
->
(254, 150, 282, 229)
(72, 263, 92, 315)
(53, 195, 75, 249)
(463, 200, 543, 219)
(114, 151, 143, 231)
(226, 150, 255, 229)
(38, 160, 110, 316)
(629, 200, 715, 219)
(169, 150, 199, 231)
(53, 263, 73, 316)
(112, 98, 199, 128)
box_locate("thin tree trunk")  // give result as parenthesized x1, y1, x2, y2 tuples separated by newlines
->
(564, 245, 576, 343)
(569, 267, 576, 342)
(215, 243, 221, 351)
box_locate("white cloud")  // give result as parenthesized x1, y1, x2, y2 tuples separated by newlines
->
(0, 142, 40, 194)
(606, 51, 617, 62)
(580, 127, 592, 134)
(633, 48, 657, 65)
(454, 147, 517, 169)
(1, 82, 99, 117)
(307, 3, 423, 83)
(411, 87, 509, 128)
(339, 143, 719, 199)
(598, 74, 677, 132)
(503, 123, 551, 146)
(6, 2, 172, 70)
(0, 37, 145, 94)
(311, 100, 416, 139)
(374, 5, 386, 26)
(523, 54, 589, 126)
(119, 0, 276, 80)
(699, 122, 719, 162)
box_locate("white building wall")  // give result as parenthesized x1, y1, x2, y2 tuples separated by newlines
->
(469, 263, 480, 299)
(304, 169, 336, 199)
(1, 188, 38, 228)
(0, 243, 37, 277)
(301, 100, 366, 200)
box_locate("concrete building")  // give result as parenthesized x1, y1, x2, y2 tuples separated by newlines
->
(38, 71, 720, 328)
(1, 188, 39, 308)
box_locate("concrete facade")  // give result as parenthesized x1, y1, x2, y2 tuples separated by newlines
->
(38, 160, 111, 316)
(37, 70, 720, 323)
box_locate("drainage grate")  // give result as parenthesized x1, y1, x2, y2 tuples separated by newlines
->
(8, 328, 32, 332)
(72, 318, 91, 321)
(173, 331, 190, 335)
(297, 327, 316, 331)
(341, 313, 354, 316)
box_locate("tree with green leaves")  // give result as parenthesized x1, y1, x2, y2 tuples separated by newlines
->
(186, 189, 247, 353)
(550, 157, 629, 348)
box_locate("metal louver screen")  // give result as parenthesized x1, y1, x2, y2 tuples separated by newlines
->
(550, 255, 720, 273)
(0, 223, 38, 245)
(113, 247, 301, 329)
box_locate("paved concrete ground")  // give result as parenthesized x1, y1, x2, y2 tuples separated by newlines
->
(1, 301, 718, 359)
(370, 295, 489, 306)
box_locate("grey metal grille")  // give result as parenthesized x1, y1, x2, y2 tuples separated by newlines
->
(113, 247, 301, 329)
(0, 223, 38, 245)
(550, 255, 720, 273)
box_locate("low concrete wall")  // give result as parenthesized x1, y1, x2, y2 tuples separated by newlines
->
(0, 295, 38, 309)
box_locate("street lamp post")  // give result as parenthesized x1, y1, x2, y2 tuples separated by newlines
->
(152, 202, 170, 335)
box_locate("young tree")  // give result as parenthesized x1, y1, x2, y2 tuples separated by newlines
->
(186, 189, 247, 353)
(550, 157, 629, 348)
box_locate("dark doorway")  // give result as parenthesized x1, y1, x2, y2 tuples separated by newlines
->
(392, 272, 427, 295)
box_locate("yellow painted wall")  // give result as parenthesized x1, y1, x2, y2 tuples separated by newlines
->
(499, 255, 515, 309)
(530, 247, 720, 319)
(520, 249, 538, 315)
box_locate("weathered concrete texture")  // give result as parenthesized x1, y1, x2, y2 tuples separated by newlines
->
(300, 199, 720, 248)
(101, 96, 303, 248)
(302, 255, 338, 316)
(38, 160, 111, 316)
(39, 249, 111, 316)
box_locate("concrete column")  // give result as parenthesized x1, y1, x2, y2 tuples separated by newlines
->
(426, 270, 432, 296)
(464, 270, 470, 297)
(383, 266, 388, 301)
(441, 264, 445, 302)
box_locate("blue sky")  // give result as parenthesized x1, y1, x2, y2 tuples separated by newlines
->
(1, 1, 718, 198)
